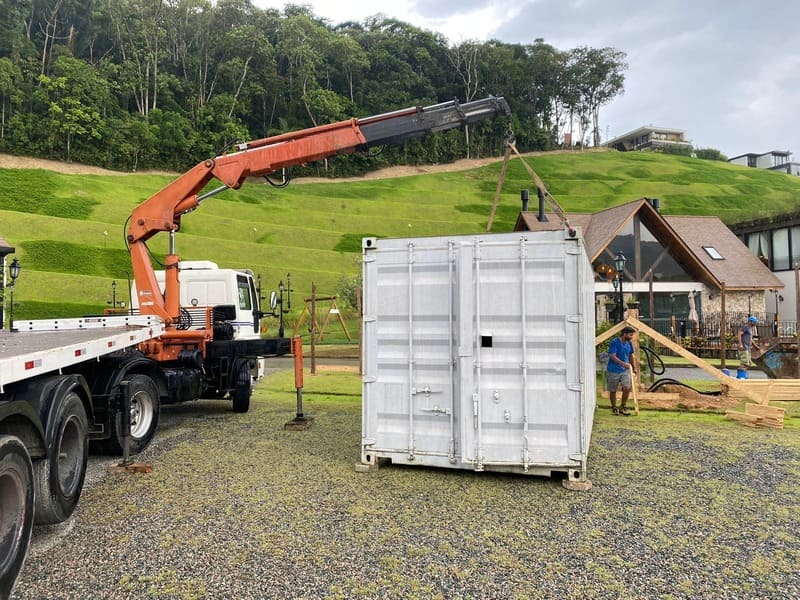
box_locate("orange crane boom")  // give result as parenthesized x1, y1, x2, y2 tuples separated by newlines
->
(126, 96, 511, 360)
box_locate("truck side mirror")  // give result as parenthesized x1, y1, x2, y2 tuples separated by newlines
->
(269, 291, 278, 312)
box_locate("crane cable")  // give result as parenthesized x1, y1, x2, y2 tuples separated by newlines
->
(486, 134, 573, 235)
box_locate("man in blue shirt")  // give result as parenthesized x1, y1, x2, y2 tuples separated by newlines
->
(606, 326, 637, 416)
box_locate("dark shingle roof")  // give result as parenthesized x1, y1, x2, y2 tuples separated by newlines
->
(665, 216, 782, 290)
(515, 199, 782, 290)
(0, 235, 14, 256)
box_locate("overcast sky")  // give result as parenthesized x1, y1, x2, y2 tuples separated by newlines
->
(254, 0, 800, 158)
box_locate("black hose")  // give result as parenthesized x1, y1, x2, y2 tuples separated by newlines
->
(641, 345, 666, 375)
(647, 377, 722, 396)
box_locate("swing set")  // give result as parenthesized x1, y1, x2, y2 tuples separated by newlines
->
(292, 294, 351, 342)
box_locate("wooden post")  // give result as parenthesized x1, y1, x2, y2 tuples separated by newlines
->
(720, 282, 727, 369)
(630, 312, 641, 414)
(648, 269, 655, 331)
(310, 282, 317, 375)
(795, 264, 800, 378)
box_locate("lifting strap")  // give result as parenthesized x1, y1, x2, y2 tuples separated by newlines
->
(486, 138, 573, 235)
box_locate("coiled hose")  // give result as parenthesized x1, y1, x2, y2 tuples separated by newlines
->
(647, 377, 722, 396)
(640, 346, 721, 395)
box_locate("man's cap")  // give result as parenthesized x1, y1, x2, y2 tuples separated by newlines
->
(748, 316, 758, 324)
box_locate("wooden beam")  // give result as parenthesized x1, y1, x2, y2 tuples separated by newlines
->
(595, 320, 629, 345)
(622, 316, 760, 403)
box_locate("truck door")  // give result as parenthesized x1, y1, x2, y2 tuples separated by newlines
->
(236, 274, 259, 336)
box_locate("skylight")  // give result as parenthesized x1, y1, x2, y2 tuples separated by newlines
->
(703, 246, 724, 260)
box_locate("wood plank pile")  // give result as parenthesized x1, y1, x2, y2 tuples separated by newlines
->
(722, 379, 800, 405)
(724, 404, 785, 429)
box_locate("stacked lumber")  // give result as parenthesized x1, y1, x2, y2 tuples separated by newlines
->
(723, 379, 800, 405)
(725, 404, 786, 429)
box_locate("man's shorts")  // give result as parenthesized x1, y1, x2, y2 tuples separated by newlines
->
(739, 349, 752, 367)
(606, 370, 631, 392)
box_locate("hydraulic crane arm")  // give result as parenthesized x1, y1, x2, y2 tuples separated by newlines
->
(127, 95, 510, 330)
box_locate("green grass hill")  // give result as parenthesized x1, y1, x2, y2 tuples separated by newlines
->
(3, 149, 800, 339)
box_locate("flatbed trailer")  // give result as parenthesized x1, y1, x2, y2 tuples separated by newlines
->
(0, 314, 289, 599)
(0, 316, 165, 390)
(0, 316, 167, 599)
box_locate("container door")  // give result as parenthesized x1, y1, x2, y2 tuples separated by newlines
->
(460, 236, 581, 469)
(362, 241, 458, 461)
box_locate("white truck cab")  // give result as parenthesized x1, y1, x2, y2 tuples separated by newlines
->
(131, 260, 262, 341)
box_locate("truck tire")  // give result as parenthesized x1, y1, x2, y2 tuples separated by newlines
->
(103, 375, 160, 455)
(231, 360, 252, 413)
(0, 436, 35, 600)
(33, 392, 89, 525)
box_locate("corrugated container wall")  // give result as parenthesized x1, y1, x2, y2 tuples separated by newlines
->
(360, 230, 597, 483)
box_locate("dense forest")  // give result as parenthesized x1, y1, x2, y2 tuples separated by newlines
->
(0, 0, 627, 174)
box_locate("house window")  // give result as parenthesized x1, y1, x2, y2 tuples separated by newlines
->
(791, 226, 800, 267)
(772, 228, 790, 270)
(604, 216, 692, 282)
(702, 246, 724, 260)
(747, 232, 770, 266)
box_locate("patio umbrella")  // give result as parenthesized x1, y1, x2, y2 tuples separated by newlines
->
(687, 291, 699, 326)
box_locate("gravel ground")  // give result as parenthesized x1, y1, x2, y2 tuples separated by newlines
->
(11, 369, 800, 600)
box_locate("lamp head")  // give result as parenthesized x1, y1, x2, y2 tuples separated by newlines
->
(9, 257, 20, 281)
(613, 250, 627, 273)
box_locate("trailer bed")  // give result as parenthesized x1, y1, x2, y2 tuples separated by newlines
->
(0, 316, 165, 390)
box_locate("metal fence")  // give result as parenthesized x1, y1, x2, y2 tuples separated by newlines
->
(637, 311, 796, 357)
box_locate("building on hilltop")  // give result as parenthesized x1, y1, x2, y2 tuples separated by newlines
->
(606, 126, 691, 152)
(727, 150, 800, 176)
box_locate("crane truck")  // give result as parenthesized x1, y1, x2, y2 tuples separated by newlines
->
(0, 95, 511, 598)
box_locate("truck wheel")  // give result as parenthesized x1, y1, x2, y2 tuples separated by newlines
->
(0, 436, 35, 600)
(33, 392, 89, 525)
(103, 375, 160, 455)
(231, 361, 252, 413)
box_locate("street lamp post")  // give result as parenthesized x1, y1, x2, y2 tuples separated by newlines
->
(276, 275, 294, 337)
(773, 289, 782, 336)
(613, 251, 627, 323)
(670, 292, 676, 338)
(612, 276, 620, 323)
(8, 257, 20, 331)
(278, 280, 285, 338)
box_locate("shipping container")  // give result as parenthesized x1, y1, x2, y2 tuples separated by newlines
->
(360, 230, 596, 484)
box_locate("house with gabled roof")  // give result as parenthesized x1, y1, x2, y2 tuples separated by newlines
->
(514, 198, 783, 327)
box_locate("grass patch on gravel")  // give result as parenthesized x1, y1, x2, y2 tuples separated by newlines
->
(16, 369, 800, 600)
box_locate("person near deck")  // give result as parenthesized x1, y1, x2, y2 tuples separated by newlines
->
(606, 326, 637, 416)
(738, 316, 759, 369)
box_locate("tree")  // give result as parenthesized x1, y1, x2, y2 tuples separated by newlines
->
(568, 46, 627, 147)
(447, 40, 480, 157)
(38, 55, 108, 161)
(0, 57, 21, 140)
(107, 0, 166, 117)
